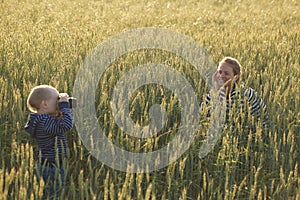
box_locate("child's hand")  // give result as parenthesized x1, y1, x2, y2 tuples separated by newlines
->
(58, 93, 69, 102)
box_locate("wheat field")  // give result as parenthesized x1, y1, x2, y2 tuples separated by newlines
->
(0, 0, 299, 199)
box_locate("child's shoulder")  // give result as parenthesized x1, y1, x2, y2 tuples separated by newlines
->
(30, 112, 51, 119)
(28, 113, 56, 125)
(25, 113, 51, 135)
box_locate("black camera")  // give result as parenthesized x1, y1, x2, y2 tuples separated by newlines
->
(68, 97, 77, 109)
(58, 96, 77, 108)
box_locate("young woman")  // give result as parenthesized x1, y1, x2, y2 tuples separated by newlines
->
(204, 57, 269, 127)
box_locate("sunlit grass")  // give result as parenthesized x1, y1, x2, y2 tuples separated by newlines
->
(0, 0, 299, 199)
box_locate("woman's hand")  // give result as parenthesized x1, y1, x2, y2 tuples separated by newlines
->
(212, 71, 222, 89)
(219, 75, 239, 97)
(223, 75, 238, 89)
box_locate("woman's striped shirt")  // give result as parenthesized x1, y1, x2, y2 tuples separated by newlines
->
(204, 83, 269, 126)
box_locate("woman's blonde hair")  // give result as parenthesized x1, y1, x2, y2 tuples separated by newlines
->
(27, 85, 58, 113)
(219, 57, 242, 75)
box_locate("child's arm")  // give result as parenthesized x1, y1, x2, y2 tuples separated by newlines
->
(45, 101, 73, 135)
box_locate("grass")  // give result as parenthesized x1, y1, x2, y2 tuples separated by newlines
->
(0, 0, 299, 199)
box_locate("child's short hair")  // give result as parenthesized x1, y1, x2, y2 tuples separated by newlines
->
(27, 85, 58, 113)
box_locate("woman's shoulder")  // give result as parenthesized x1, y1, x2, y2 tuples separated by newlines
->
(238, 83, 256, 97)
(237, 83, 263, 104)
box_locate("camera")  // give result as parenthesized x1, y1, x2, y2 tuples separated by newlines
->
(58, 96, 77, 108)
(68, 97, 77, 109)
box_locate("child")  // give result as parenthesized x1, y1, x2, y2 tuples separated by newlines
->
(24, 85, 73, 199)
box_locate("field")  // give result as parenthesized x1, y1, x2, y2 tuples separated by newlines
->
(0, 0, 299, 199)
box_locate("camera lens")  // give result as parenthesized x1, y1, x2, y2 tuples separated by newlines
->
(68, 97, 77, 108)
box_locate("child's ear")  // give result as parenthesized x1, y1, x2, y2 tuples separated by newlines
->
(40, 100, 48, 108)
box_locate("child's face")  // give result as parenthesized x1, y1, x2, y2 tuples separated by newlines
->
(44, 89, 59, 114)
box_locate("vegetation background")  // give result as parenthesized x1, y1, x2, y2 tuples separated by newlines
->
(0, 0, 299, 199)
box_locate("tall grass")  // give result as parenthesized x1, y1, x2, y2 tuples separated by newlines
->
(0, 0, 299, 199)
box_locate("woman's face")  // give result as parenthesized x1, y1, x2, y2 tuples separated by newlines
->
(216, 63, 235, 87)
